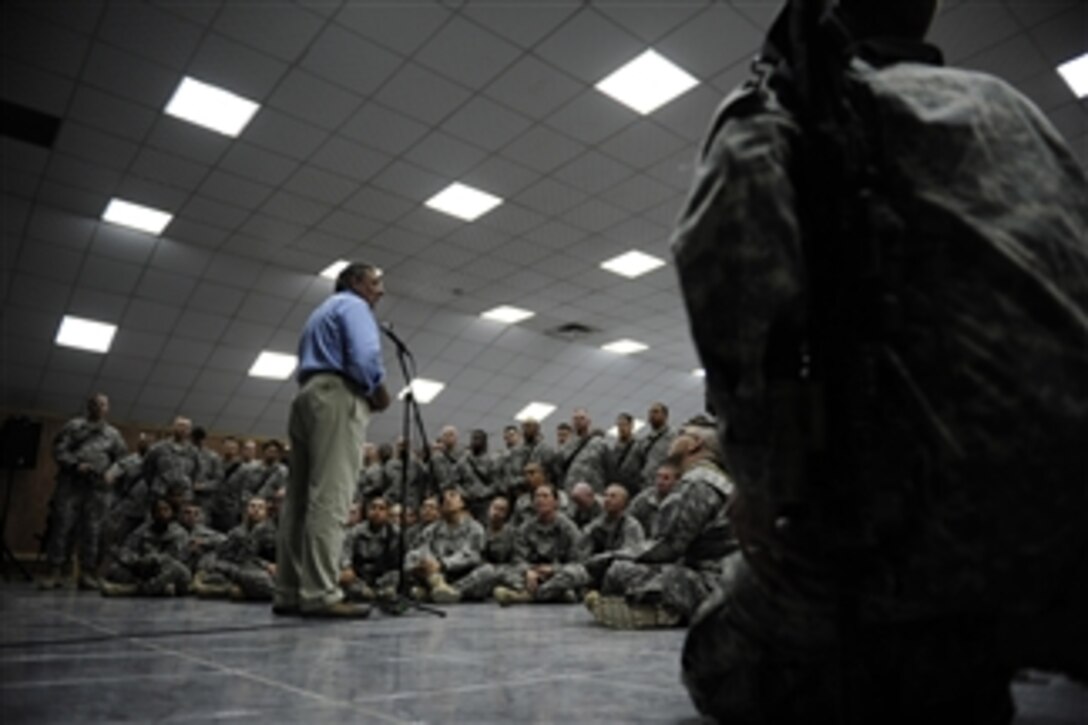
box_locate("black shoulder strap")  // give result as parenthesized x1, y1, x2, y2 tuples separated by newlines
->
(561, 436, 592, 475)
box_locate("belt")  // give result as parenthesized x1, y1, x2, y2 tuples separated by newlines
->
(299, 370, 369, 398)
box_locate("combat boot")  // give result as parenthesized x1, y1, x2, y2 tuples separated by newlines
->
(99, 580, 139, 597)
(493, 586, 532, 607)
(428, 573, 461, 604)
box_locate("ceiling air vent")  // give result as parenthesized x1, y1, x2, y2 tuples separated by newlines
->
(544, 322, 598, 341)
(0, 99, 62, 149)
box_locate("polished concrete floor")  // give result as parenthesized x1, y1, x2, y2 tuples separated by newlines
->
(1, 583, 1085, 724)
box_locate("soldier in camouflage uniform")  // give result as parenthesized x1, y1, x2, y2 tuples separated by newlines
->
(383, 438, 429, 508)
(430, 426, 462, 491)
(40, 394, 128, 590)
(511, 461, 571, 528)
(177, 499, 226, 573)
(493, 482, 586, 606)
(609, 413, 644, 496)
(557, 408, 610, 492)
(356, 443, 386, 503)
(674, 2, 1088, 721)
(207, 438, 258, 533)
(513, 419, 558, 493)
(636, 403, 675, 492)
(453, 496, 516, 600)
(569, 481, 603, 529)
(628, 462, 681, 538)
(404, 487, 490, 603)
(191, 427, 223, 513)
(339, 496, 401, 601)
(455, 429, 499, 522)
(495, 425, 523, 501)
(100, 431, 153, 562)
(143, 416, 201, 504)
(250, 440, 288, 500)
(192, 497, 277, 600)
(589, 422, 735, 628)
(100, 496, 191, 597)
(578, 484, 645, 589)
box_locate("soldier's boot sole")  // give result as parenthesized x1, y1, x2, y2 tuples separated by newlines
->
(100, 581, 139, 597)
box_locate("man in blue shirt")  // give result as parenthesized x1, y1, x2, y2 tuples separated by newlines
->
(275, 263, 391, 618)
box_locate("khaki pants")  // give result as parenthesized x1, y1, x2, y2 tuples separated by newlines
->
(277, 374, 369, 610)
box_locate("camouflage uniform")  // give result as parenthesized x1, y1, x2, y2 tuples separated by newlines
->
(183, 521, 227, 572)
(496, 445, 525, 500)
(356, 461, 386, 502)
(430, 447, 462, 491)
(627, 487, 664, 538)
(253, 461, 288, 500)
(570, 497, 603, 530)
(383, 455, 429, 508)
(46, 416, 128, 573)
(507, 439, 557, 498)
(143, 439, 201, 501)
(407, 516, 491, 600)
(102, 519, 191, 594)
(207, 460, 259, 533)
(340, 521, 401, 598)
(454, 450, 499, 521)
(193, 447, 224, 511)
(498, 513, 587, 602)
(196, 519, 278, 599)
(673, 20, 1088, 723)
(557, 434, 610, 493)
(512, 488, 571, 529)
(455, 522, 516, 599)
(602, 461, 735, 621)
(100, 451, 148, 555)
(637, 426, 675, 491)
(578, 512, 645, 588)
(609, 438, 644, 496)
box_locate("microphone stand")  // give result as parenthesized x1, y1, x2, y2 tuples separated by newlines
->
(379, 324, 445, 618)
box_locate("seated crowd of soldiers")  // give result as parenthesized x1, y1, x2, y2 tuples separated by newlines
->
(40, 394, 738, 628)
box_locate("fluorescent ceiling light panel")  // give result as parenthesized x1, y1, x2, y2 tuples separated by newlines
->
(55, 315, 117, 354)
(693, 368, 706, 378)
(319, 260, 350, 279)
(1057, 53, 1088, 98)
(398, 378, 445, 404)
(602, 339, 649, 355)
(596, 49, 698, 114)
(249, 351, 298, 380)
(102, 198, 173, 235)
(600, 250, 666, 279)
(514, 402, 557, 422)
(424, 182, 503, 221)
(607, 418, 646, 438)
(481, 305, 535, 324)
(165, 76, 260, 137)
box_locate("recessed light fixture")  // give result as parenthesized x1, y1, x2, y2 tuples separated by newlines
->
(596, 49, 698, 115)
(319, 260, 350, 280)
(101, 198, 173, 235)
(55, 315, 117, 354)
(1057, 52, 1088, 98)
(481, 305, 535, 324)
(514, 402, 557, 422)
(165, 76, 260, 137)
(425, 182, 503, 222)
(607, 417, 646, 437)
(693, 368, 706, 378)
(398, 378, 446, 404)
(602, 339, 649, 355)
(249, 351, 298, 380)
(600, 250, 666, 279)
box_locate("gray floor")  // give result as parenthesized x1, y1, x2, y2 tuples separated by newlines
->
(1, 583, 1085, 724)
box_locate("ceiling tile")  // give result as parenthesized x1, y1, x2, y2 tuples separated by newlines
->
(310, 136, 392, 180)
(130, 276, 191, 313)
(91, 224, 159, 265)
(483, 55, 584, 118)
(173, 310, 232, 342)
(334, 3, 451, 56)
(656, 4, 760, 80)
(236, 292, 295, 326)
(146, 118, 233, 166)
(200, 169, 274, 208)
(340, 103, 429, 156)
(1, 60, 74, 116)
(534, 7, 643, 84)
(2, 8, 90, 78)
(403, 130, 489, 178)
(266, 69, 363, 131)
(514, 178, 585, 216)
(501, 125, 585, 174)
(415, 16, 522, 90)
(149, 239, 212, 277)
(109, 329, 167, 361)
(284, 165, 358, 205)
(373, 62, 472, 125)
(546, 89, 639, 145)
(218, 142, 299, 186)
(45, 154, 122, 196)
(370, 160, 448, 202)
(316, 210, 384, 242)
(214, 3, 325, 62)
(552, 150, 634, 195)
(97, 1, 203, 69)
(442, 96, 533, 152)
(261, 190, 328, 226)
(129, 147, 210, 190)
(244, 108, 330, 161)
(67, 85, 158, 142)
(930, 4, 1021, 63)
(79, 255, 145, 295)
(159, 337, 214, 366)
(300, 23, 402, 95)
(342, 186, 415, 223)
(81, 44, 176, 108)
(460, 155, 539, 197)
(53, 122, 139, 171)
(188, 33, 289, 100)
(599, 119, 689, 169)
(179, 195, 249, 232)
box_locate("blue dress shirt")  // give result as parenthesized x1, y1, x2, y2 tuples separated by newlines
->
(297, 291, 385, 394)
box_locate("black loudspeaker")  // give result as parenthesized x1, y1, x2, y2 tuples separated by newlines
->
(0, 416, 42, 470)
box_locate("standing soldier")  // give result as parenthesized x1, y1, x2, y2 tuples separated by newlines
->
(455, 429, 499, 521)
(637, 403, 675, 491)
(143, 416, 201, 504)
(39, 393, 128, 590)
